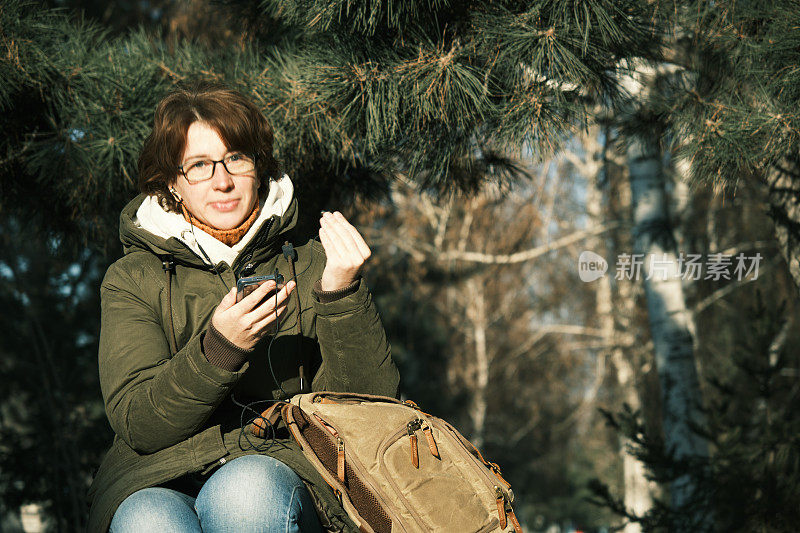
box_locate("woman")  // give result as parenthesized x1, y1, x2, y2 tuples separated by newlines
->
(87, 80, 400, 532)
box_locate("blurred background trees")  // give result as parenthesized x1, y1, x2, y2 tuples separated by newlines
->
(2, 0, 800, 531)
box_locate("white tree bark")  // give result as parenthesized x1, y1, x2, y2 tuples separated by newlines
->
(627, 137, 708, 511)
(583, 128, 653, 532)
(466, 277, 489, 450)
(668, 155, 699, 344)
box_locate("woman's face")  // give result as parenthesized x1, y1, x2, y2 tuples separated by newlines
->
(173, 121, 259, 230)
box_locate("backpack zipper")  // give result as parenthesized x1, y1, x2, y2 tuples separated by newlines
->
(406, 418, 440, 468)
(407, 419, 421, 468)
(307, 410, 400, 528)
(420, 420, 440, 459)
(337, 437, 345, 483)
(433, 420, 520, 531)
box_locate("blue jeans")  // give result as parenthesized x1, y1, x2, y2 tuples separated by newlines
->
(109, 455, 323, 532)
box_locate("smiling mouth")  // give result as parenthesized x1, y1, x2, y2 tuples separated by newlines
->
(210, 199, 240, 211)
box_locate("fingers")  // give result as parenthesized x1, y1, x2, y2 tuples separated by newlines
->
(238, 278, 280, 311)
(319, 211, 371, 262)
(245, 280, 296, 323)
(251, 303, 288, 334)
(318, 225, 344, 264)
(214, 277, 295, 350)
(336, 212, 371, 259)
(321, 212, 363, 258)
(218, 286, 237, 311)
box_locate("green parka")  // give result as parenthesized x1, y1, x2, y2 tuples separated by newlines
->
(86, 192, 400, 532)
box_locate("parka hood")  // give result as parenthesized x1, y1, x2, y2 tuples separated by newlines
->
(119, 174, 298, 268)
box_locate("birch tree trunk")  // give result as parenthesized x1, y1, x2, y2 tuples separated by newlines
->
(627, 137, 708, 513)
(584, 128, 653, 532)
(668, 155, 700, 344)
(466, 277, 489, 450)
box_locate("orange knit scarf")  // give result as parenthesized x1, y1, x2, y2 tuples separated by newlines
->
(181, 201, 261, 247)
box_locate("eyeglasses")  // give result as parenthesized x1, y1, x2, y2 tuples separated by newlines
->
(178, 152, 256, 184)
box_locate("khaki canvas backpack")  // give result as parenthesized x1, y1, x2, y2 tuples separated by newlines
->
(251, 391, 523, 533)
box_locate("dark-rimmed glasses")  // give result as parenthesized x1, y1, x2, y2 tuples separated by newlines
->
(178, 152, 256, 184)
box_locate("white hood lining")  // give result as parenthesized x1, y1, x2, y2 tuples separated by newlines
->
(135, 174, 294, 267)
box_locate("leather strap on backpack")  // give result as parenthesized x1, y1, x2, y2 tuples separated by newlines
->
(495, 487, 507, 528)
(251, 402, 288, 438)
(495, 486, 522, 533)
(507, 507, 523, 532)
(421, 422, 440, 459)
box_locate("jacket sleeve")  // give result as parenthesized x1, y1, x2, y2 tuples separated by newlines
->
(308, 243, 400, 398)
(98, 262, 248, 454)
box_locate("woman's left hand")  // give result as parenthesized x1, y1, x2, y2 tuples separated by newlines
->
(318, 211, 371, 291)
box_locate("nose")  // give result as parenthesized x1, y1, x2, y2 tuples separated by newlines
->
(210, 160, 234, 191)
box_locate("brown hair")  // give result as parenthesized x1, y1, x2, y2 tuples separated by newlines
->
(138, 79, 280, 212)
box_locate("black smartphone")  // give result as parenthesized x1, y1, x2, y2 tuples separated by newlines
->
(236, 273, 285, 303)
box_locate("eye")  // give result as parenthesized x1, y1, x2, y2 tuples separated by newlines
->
(227, 152, 244, 162)
(188, 160, 207, 170)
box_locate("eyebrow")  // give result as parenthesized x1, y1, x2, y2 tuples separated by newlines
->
(182, 154, 210, 163)
(181, 150, 242, 163)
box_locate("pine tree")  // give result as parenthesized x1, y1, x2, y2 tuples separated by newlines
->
(647, 0, 800, 295)
(0, 215, 113, 532)
(592, 291, 800, 532)
(1, 0, 666, 243)
(6, 1, 800, 530)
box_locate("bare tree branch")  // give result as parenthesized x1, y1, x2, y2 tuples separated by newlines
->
(504, 324, 610, 363)
(692, 256, 779, 316)
(435, 222, 624, 264)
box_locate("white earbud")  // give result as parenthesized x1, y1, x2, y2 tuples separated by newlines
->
(170, 187, 183, 203)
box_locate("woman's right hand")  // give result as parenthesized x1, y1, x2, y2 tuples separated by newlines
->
(211, 280, 296, 351)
